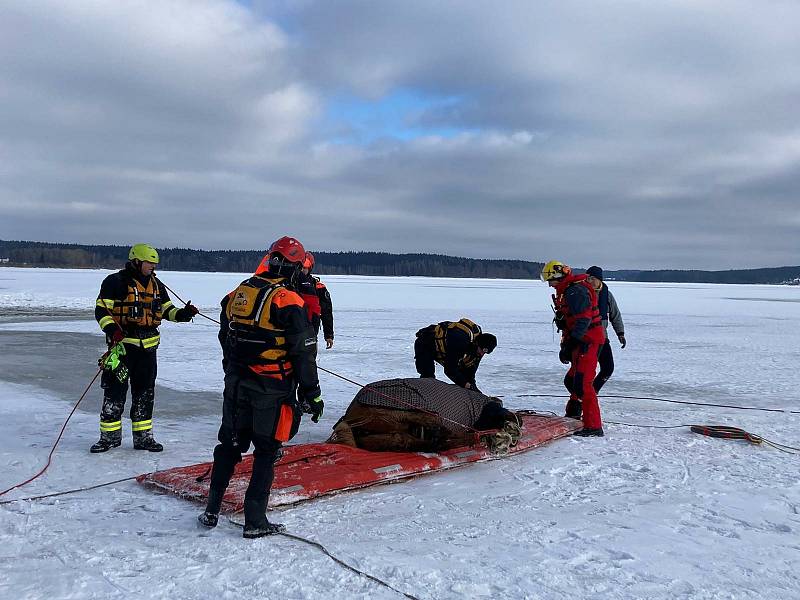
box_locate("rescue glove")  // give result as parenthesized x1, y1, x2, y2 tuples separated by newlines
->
(618, 333, 626, 349)
(559, 338, 578, 364)
(177, 302, 199, 322)
(106, 328, 125, 346)
(301, 395, 324, 423)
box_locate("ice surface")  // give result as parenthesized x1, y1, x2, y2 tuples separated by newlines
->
(1, 268, 799, 599)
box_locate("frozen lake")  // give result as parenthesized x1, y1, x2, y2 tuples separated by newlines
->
(1, 268, 799, 599)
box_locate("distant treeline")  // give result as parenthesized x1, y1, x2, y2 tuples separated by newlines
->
(0, 240, 542, 279)
(1, 240, 798, 284)
(607, 267, 800, 285)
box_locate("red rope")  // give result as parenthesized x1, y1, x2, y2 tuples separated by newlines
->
(0, 368, 102, 497)
(160, 281, 220, 326)
(690, 425, 763, 444)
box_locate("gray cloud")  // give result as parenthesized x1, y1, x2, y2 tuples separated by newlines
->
(1, 0, 798, 269)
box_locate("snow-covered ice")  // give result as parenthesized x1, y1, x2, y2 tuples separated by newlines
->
(1, 268, 799, 599)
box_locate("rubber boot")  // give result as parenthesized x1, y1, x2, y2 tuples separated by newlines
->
(198, 488, 225, 528)
(133, 430, 163, 452)
(564, 399, 582, 420)
(242, 498, 285, 538)
(574, 427, 604, 437)
(242, 447, 284, 538)
(90, 430, 122, 453)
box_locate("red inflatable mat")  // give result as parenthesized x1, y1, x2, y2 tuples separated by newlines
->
(137, 413, 580, 511)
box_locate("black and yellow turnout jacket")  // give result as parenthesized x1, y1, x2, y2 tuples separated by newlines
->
(95, 262, 192, 350)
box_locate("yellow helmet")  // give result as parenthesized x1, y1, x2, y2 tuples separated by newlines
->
(129, 244, 160, 264)
(540, 260, 571, 282)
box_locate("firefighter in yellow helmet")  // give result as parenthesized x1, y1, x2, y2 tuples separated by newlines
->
(542, 260, 606, 437)
(91, 244, 198, 453)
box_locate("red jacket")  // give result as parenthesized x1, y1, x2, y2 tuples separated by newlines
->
(554, 274, 604, 344)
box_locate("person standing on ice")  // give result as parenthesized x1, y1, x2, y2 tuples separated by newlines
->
(541, 260, 606, 437)
(414, 318, 497, 393)
(198, 236, 323, 538)
(294, 251, 334, 356)
(585, 266, 626, 393)
(91, 244, 198, 453)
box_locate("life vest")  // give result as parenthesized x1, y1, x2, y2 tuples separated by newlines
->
(225, 276, 293, 379)
(553, 274, 604, 344)
(298, 276, 322, 321)
(113, 275, 163, 328)
(433, 318, 482, 362)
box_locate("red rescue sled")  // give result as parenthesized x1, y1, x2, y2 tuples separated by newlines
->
(137, 413, 580, 511)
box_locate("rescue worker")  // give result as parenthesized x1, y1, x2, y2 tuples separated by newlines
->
(585, 266, 626, 392)
(295, 251, 334, 354)
(91, 244, 198, 453)
(541, 260, 605, 437)
(198, 236, 323, 538)
(414, 318, 497, 393)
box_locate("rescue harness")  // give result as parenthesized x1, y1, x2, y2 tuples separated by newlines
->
(226, 276, 293, 379)
(433, 318, 481, 362)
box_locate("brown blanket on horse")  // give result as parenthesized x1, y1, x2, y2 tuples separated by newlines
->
(327, 378, 517, 452)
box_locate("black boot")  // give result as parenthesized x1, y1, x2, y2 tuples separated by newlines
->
(197, 512, 219, 528)
(242, 498, 285, 538)
(90, 430, 121, 453)
(574, 427, 604, 437)
(243, 521, 286, 538)
(133, 431, 163, 452)
(198, 488, 225, 528)
(564, 399, 582, 420)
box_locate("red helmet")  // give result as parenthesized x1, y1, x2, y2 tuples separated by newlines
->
(254, 236, 306, 277)
(302, 252, 315, 270)
(268, 236, 305, 263)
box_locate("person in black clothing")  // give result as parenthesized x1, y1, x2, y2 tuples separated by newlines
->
(91, 244, 198, 453)
(295, 251, 334, 355)
(414, 318, 497, 393)
(586, 266, 626, 392)
(198, 236, 323, 539)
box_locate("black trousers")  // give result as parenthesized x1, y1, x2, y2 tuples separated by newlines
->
(208, 371, 288, 526)
(99, 344, 157, 432)
(414, 333, 436, 378)
(593, 342, 614, 392)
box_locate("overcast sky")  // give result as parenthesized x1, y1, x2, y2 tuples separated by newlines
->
(1, 1, 798, 270)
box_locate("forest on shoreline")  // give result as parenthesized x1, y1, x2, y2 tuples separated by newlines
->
(1, 240, 798, 284)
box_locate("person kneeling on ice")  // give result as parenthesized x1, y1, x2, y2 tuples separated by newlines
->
(414, 318, 497, 392)
(327, 378, 522, 453)
(541, 260, 606, 437)
(198, 236, 323, 539)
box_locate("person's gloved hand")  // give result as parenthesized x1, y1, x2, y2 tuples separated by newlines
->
(618, 333, 626, 349)
(559, 337, 578, 364)
(302, 395, 324, 423)
(325, 338, 334, 349)
(107, 328, 125, 346)
(177, 302, 199, 322)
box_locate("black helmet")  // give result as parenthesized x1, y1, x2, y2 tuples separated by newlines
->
(475, 333, 497, 353)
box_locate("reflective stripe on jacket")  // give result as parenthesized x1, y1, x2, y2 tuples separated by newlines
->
(94, 264, 182, 350)
(433, 318, 481, 363)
